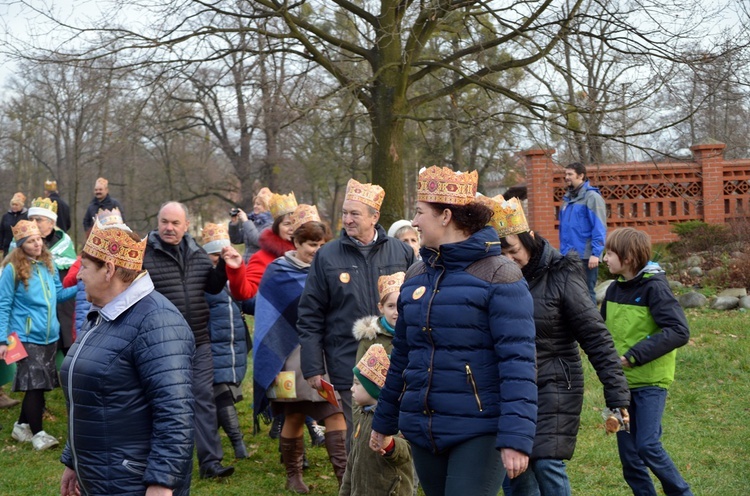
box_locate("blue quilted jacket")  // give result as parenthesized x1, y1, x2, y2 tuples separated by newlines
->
(207, 288, 249, 385)
(372, 226, 538, 455)
(60, 273, 195, 496)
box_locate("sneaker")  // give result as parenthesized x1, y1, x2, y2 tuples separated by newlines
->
(308, 422, 326, 447)
(31, 430, 59, 451)
(12, 422, 33, 443)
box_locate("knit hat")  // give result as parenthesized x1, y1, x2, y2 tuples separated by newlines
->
(345, 178, 385, 211)
(28, 197, 58, 222)
(269, 192, 298, 219)
(10, 192, 26, 206)
(352, 344, 390, 400)
(12, 220, 41, 247)
(44, 180, 57, 191)
(83, 219, 146, 271)
(201, 223, 231, 254)
(387, 219, 412, 238)
(289, 204, 321, 233)
(378, 272, 405, 301)
(417, 166, 478, 205)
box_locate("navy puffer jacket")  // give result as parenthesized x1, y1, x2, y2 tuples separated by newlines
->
(60, 274, 195, 496)
(207, 288, 249, 385)
(143, 231, 228, 346)
(373, 226, 538, 455)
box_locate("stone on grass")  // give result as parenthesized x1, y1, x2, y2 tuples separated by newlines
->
(739, 296, 750, 310)
(687, 266, 703, 277)
(668, 280, 684, 290)
(678, 292, 707, 309)
(710, 296, 739, 310)
(685, 255, 703, 267)
(718, 288, 747, 298)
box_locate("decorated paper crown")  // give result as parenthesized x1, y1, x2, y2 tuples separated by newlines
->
(11, 220, 41, 241)
(255, 187, 273, 210)
(95, 208, 127, 229)
(478, 194, 529, 237)
(289, 204, 321, 232)
(84, 219, 147, 271)
(270, 192, 298, 219)
(417, 166, 478, 205)
(95, 177, 109, 188)
(201, 223, 230, 254)
(28, 197, 58, 222)
(345, 178, 385, 211)
(353, 343, 391, 400)
(378, 272, 405, 301)
(44, 180, 57, 191)
(11, 192, 26, 205)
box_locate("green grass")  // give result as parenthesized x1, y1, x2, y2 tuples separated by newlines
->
(1, 308, 748, 494)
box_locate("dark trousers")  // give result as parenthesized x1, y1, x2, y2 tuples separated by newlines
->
(412, 434, 505, 496)
(582, 259, 598, 306)
(338, 388, 353, 451)
(193, 343, 224, 468)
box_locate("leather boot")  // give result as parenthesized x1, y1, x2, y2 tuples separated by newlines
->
(324, 429, 347, 487)
(280, 436, 309, 494)
(217, 405, 249, 459)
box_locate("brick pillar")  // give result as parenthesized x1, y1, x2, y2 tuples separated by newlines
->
(690, 142, 726, 225)
(521, 148, 558, 247)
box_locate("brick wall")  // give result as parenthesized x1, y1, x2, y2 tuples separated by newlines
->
(520, 142, 749, 246)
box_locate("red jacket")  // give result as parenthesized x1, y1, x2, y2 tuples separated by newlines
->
(231, 229, 294, 300)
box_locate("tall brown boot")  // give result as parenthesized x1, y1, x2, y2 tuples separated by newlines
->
(324, 429, 347, 487)
(280, 436, 309, 494)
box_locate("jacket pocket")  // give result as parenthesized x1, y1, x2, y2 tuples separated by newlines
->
(465, 363, 483, 412)
(121, 459, 147, 475)
(388, 475, 403, 495)
(397, 370, 407, 402)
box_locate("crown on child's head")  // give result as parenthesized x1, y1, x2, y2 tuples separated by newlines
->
(201, 223, 230, 254)
(83, 220, 146, 271)
(289, 204, 321, 233)
(269, 192, 298, 219)
(417, 166, 478, 205)
(378, 272, 405, 301)
(353, 344, 391, 400)
(345, 178, 385, 211)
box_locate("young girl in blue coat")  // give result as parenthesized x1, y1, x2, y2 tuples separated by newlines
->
(0, 220, 75, 451)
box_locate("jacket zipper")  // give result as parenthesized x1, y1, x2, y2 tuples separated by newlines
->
(465, 363, 484, 411)
(423, 252, 444, 453)
(227, 290, 237, 383)
(38, 264, 53, 344)
(66, 313, 104, 496)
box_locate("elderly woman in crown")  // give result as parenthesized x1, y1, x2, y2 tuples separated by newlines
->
(59, 219, 195, 496)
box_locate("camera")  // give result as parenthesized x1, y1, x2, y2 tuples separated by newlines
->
(230, 208, 240, 217)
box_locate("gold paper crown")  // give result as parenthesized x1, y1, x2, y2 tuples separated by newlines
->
(355, 343, 391, 390)
(96, 208, 125, 228)
(95, 177, 108, 188)
(269, 192, 298, 219)
(30, 197, 58, 214)
(12, 220, 41, 240)
(289, 204, 321, 232)
(345, 178, 385, 211)
(479, 195, 529, 237)
(417, 166, 478, 205)
(201, 223, 230, 254)
(84, 220, 147, 271)
(44, 180, 57, 191)
(378, 272, 405, 301)
(11, 192, 26, 205)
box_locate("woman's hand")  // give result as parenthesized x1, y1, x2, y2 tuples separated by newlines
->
(221, 246, 243, 269)
(306, 375, 323, 390)
(237, 209, 249, 223)
(370, 431, 390, 454)
(501, 448, 529, 479)
(0, 344, 7, 360)
(60, 467, 80, 496)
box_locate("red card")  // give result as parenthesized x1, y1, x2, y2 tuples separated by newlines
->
(5, 332, 28, 364)
(317, 379, 340, 408)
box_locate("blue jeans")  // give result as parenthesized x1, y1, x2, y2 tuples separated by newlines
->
(617, 387, 693, 496)
(509, 458, 571, 496)
(411, 435, 505, 496)
(582, 259, 598, 306)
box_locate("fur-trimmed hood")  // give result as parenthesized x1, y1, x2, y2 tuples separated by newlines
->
(352, 315, 389, 341)
(258, 228, 294, 258)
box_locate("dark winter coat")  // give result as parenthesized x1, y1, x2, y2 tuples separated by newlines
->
(372, 227, 538, 455)
(83, 194, 125, 231)
(523, 238, 629, 460)
(0, 208, 27, 255)
(340, 404, 414, 496)
(48, 192, 72, 232)
(60, 273, 195, 496)
(297, 225, 415, 389)
(143, 231, 233, 346)
(207, 288, 248, 385)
